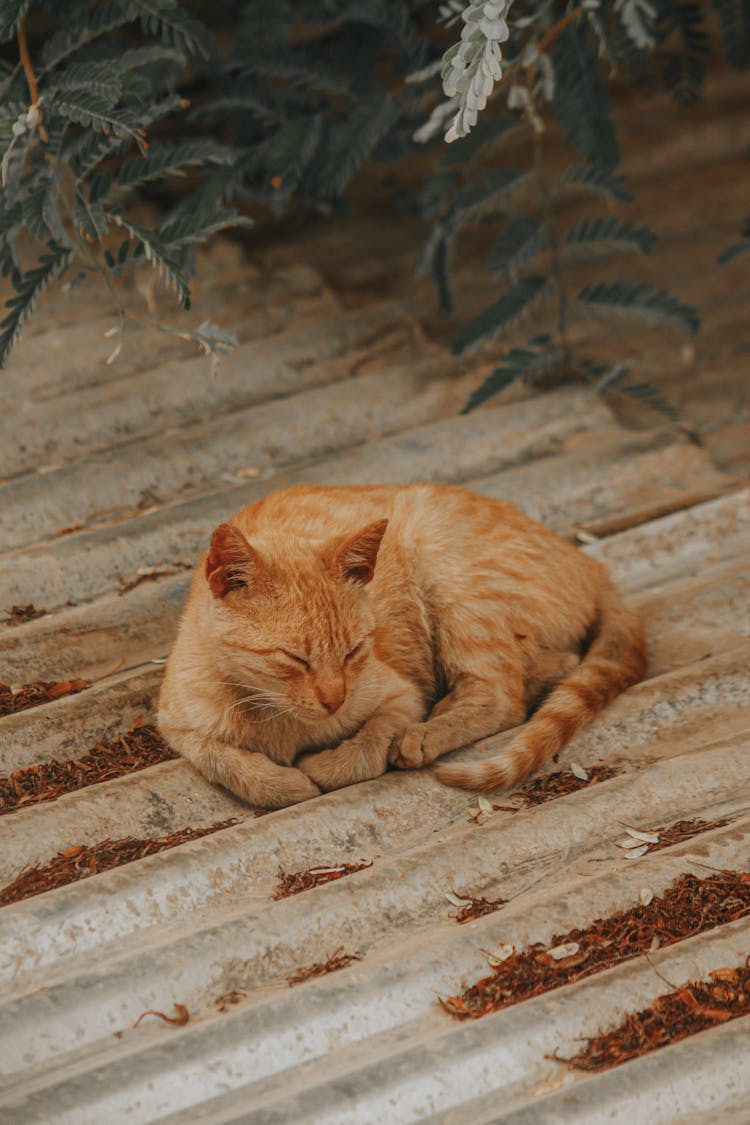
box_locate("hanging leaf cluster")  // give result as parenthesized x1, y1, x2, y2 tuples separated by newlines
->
(0, 0, 748, 379)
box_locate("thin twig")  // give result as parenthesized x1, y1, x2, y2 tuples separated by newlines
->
(17, 21, 48, 142)
(533, 128, 570, 368)
(501, 5, 584, 88)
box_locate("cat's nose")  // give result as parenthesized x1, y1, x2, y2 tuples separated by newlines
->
(315, 680, 346, 714)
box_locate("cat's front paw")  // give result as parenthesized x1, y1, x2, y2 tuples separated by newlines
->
(390, 723, 431, 769)
(298, 738, 389, 791)
(297, 747, 350, 791)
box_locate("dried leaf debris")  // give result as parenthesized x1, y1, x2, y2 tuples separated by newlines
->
(568, 964, 750, 1072)
(0, 722, 175, 814)
(273, 861, 372, 899)
(133, 1003, 190, 1029)
(614, 817, 732, 859)
(286, 947, 362, 987)
(651, 816, 732, 852)
(495, 766, 617, 812)
(446, 891, 507, 925)
(2, 604, 45, 627)
(0, 679, 89, 716)
(441, 870, 750, 1020)
(0, 818, 239, 908)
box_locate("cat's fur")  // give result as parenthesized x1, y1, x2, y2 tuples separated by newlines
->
(158, 484, 646, 808)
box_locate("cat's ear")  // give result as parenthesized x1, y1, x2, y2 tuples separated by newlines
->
(205, 524, 270, 599)
(333, 519, 388, 586)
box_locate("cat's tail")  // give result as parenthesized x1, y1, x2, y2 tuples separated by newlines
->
(435, 582, 647, 793)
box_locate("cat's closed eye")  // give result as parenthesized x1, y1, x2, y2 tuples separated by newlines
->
(279, 650, 310, 669)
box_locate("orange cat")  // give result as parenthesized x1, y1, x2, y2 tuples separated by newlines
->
(158, 484, 646, 808)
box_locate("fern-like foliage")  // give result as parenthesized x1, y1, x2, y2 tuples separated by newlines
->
(577, 281, 699, 334)
(659, 2, 710, 104)
(553, 24, 620, 168)
(453, 274, 549, 355)
(555, 163, 632, 204)
(0, 245, 72, 366)
(0, 0, 32, 42)
(311, 94, 400, 199)
(110, 213, 192, 306)
(564, 216, 657, 257)
(597, 362, 681, 423)
(711, 0, 750, 68)
(487, 219, 545, 279)
(462, 336, 563, 413)
(0, 0, 745, 384)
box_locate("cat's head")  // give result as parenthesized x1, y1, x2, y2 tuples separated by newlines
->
(202, 518, 388, 721)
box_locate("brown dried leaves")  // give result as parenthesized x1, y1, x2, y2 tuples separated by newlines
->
(441, 870, 750, 1020)
(445, 891, 507, 924)
(568, 963, 750, 1072)
(495, 766, 618, 812)
(273, 861, 372, 899)
(0, 818, 239, 907)
(2, 604, 45, 627)
(0, 679, 89, 716)
(286, 948, 362, 986)
(0, 722, 175, 814)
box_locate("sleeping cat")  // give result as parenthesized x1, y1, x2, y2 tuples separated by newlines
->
(158, 484, 646, 809)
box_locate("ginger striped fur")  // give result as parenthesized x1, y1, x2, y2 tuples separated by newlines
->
(159, 483, 646, 809)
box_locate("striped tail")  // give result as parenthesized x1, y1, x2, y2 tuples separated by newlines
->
(435, 583, 648, 793)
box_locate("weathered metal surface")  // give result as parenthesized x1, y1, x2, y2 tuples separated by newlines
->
(0, 384, 613, 609)
(1, 153, 750, 1124)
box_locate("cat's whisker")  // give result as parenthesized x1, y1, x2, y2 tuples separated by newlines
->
(226, 696, 281, 714)
(254, 706, 298, 724)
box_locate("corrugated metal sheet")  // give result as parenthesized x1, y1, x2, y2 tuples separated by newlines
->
(2, 73, 750, 1122)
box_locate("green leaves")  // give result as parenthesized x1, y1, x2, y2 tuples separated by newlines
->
(487, 219, 545, 279)
(553, 25, 619, 168)
(0, 245, 72, 368)
(596, 363, 681, 424)
(127, 0, 214, 58)
(577, 281, 699, 335)
(661, 2, 710, 105)
(712, 0, 750, 69)
(111, 213, 192, 307)
(95, 139, 235, 198)
(157, 206, 253, 250)
(556, 164, 632, 204)
(0, 0, 31, 43)
(311, 94, 399, 198)
(564, 217, 657, 257)
(453, 275, 549, 355)
(462, 337, 563, 413)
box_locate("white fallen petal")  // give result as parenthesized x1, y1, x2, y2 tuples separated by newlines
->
(617, 836, 649, 849)
(444, 891, 466, 907)
(640, 887, 654, 906)
(649, 935, 661, 952)
(570, 762, 589, 781)
(624, 843, 650, 860)
(486, 942, 515, 963)
(625, 826, 660, 844)
(548, 941, 580, 960)
(477, 795, 494, 815)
